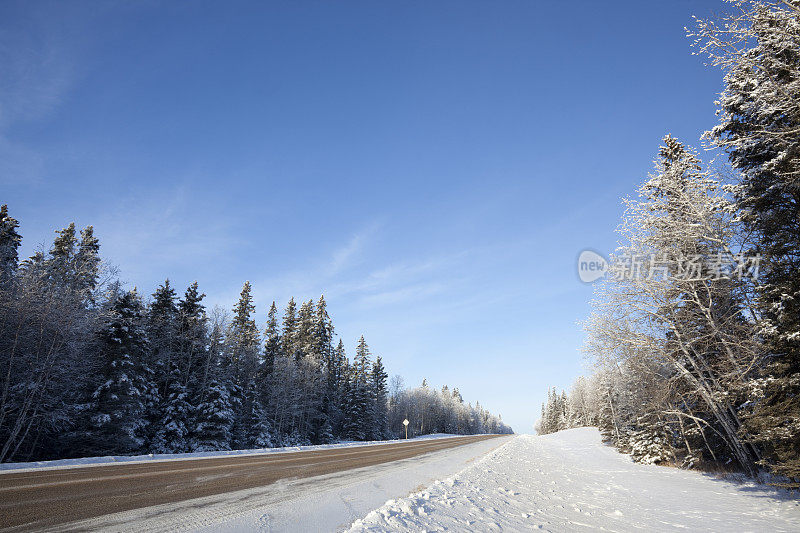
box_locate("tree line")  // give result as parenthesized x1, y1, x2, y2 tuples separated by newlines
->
(539, 0, 799, 486)
(0, 211, 509, 463)
(389, 379, 512, 438)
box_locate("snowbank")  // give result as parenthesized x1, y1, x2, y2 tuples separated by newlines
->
(0, 433, 463, 473)
(348, 428, 800, 532)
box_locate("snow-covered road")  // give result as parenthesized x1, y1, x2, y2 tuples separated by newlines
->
(349, 428, 800, 532)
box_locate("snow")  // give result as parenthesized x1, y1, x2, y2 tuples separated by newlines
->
(0, 433, 464, 473)
(58, 435, 511, 532)
(348, 428, 800, 532)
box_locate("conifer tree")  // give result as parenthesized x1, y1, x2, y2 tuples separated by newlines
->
(332, 339, 349, 436)
(47, 223, 77, 287)
(296, 299, 315, 362)
(74, 226, 101, 298)
(0, 205, 21, 283)
(177, 281, 207, 387)
(371, 356, 389, 439)
(148, 280, 179, 393)
(151, 362, 192, 453)
(263, 301, 280, 377)
(227, 281, 261, 448)
(89, 290, 149, 455)
(347, 336, 374, 440)
(193, 377, 234, 451)
(281, 297, 298, 359)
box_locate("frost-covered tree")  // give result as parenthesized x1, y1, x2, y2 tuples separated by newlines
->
(0, 222, 99, 462)
(151, 363, 192, 454)
(0, 205, 22, 283)
(281, 297, 298, 360)
(582, 137, 762, 474)
(193, 377, 234, 451)
(177, 282, 207, 389)
(147, 280, 179, 395)
(74, 226, 101, 299)
(227, 281, 261, 448)
(87, 289, 150, 456)
(389, 379, 512, 438)
(263, 301, 280, 377)
(692, 0, 800, 483)
(371, 356, 389, 440)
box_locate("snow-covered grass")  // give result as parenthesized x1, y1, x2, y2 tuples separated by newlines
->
(348, 428, 800, 532)
(0, 433, 463, 473)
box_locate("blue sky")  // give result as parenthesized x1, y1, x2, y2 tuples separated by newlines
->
(2, 1, 726, 433)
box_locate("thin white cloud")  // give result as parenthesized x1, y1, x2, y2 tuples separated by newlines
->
(0, 7, 80, 184)
(326, 221, 382, 275)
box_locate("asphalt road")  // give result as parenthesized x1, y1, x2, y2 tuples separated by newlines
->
(0, 434, 502, 531)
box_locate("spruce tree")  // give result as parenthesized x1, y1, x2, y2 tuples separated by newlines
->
(263, 301, 280, 377)
(281, 297, 298, 359)
(332, 340, 349, 437)
(227, 281, 260, 448)
(151, 363, 192, 454)
(89, 290, 150, 455)
(177, 281, 208, 412)
(0, 205, 22, 283)
(371, 356, 389, 439)
(47, 223, 77, 286)
(148, 280, 179, 394)
(193, 377, 234, 451)
(348, 336, 374, 440)
(74, 226, 100, 298)
(296, 299, 315, 362)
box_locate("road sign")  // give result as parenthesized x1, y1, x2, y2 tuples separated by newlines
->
(403, 418, 409, 439)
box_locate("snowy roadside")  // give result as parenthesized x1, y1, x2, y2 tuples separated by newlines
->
(60, 435, 512, 532)
(0, 433, 463, 473)
(348, 428, 800, 532)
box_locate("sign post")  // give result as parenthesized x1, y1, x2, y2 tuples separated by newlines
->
(403, 418, 409, 439)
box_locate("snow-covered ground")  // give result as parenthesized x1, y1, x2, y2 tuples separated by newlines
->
(60, 436, 511, 532)
(0, 433, 461, 473)
(349, 428, 800, 532)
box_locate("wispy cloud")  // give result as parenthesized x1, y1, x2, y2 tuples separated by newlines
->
(94, 184, 244, 289)
(326, 221, 382, 276)
(0, 4, 88, 184)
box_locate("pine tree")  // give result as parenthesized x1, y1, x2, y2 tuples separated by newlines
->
(47, 223, 77, 286)
(148, 280, 179, 393)
(89, 290, 150, 455)
(281, 297, 298, 360)
(74, 226, 100, 298)
(296, 299, 315, 362)
(346, 336, 374, 440)
(341, 363, 361, 440)
(227, 281, 260, 448)
(177, 282, 208, 444)
(332, 340, 349, 437)
(151, 363, 192, 454)
(193, 377, 234, 451)
(371, 356, 389, 439)
(263, 301, 280, 377)
(0, 205, 22, 283)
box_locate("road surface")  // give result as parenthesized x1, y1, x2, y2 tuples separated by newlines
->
(0, 434, 502, 531)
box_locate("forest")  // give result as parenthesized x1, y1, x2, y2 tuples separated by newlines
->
(0, 211, 510, 464)
(538, 1, 799, 487)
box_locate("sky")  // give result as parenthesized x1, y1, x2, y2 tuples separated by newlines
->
(1, 1, 729, 434)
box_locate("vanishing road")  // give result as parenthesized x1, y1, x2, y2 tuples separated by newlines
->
(0, 435, 502, 531)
